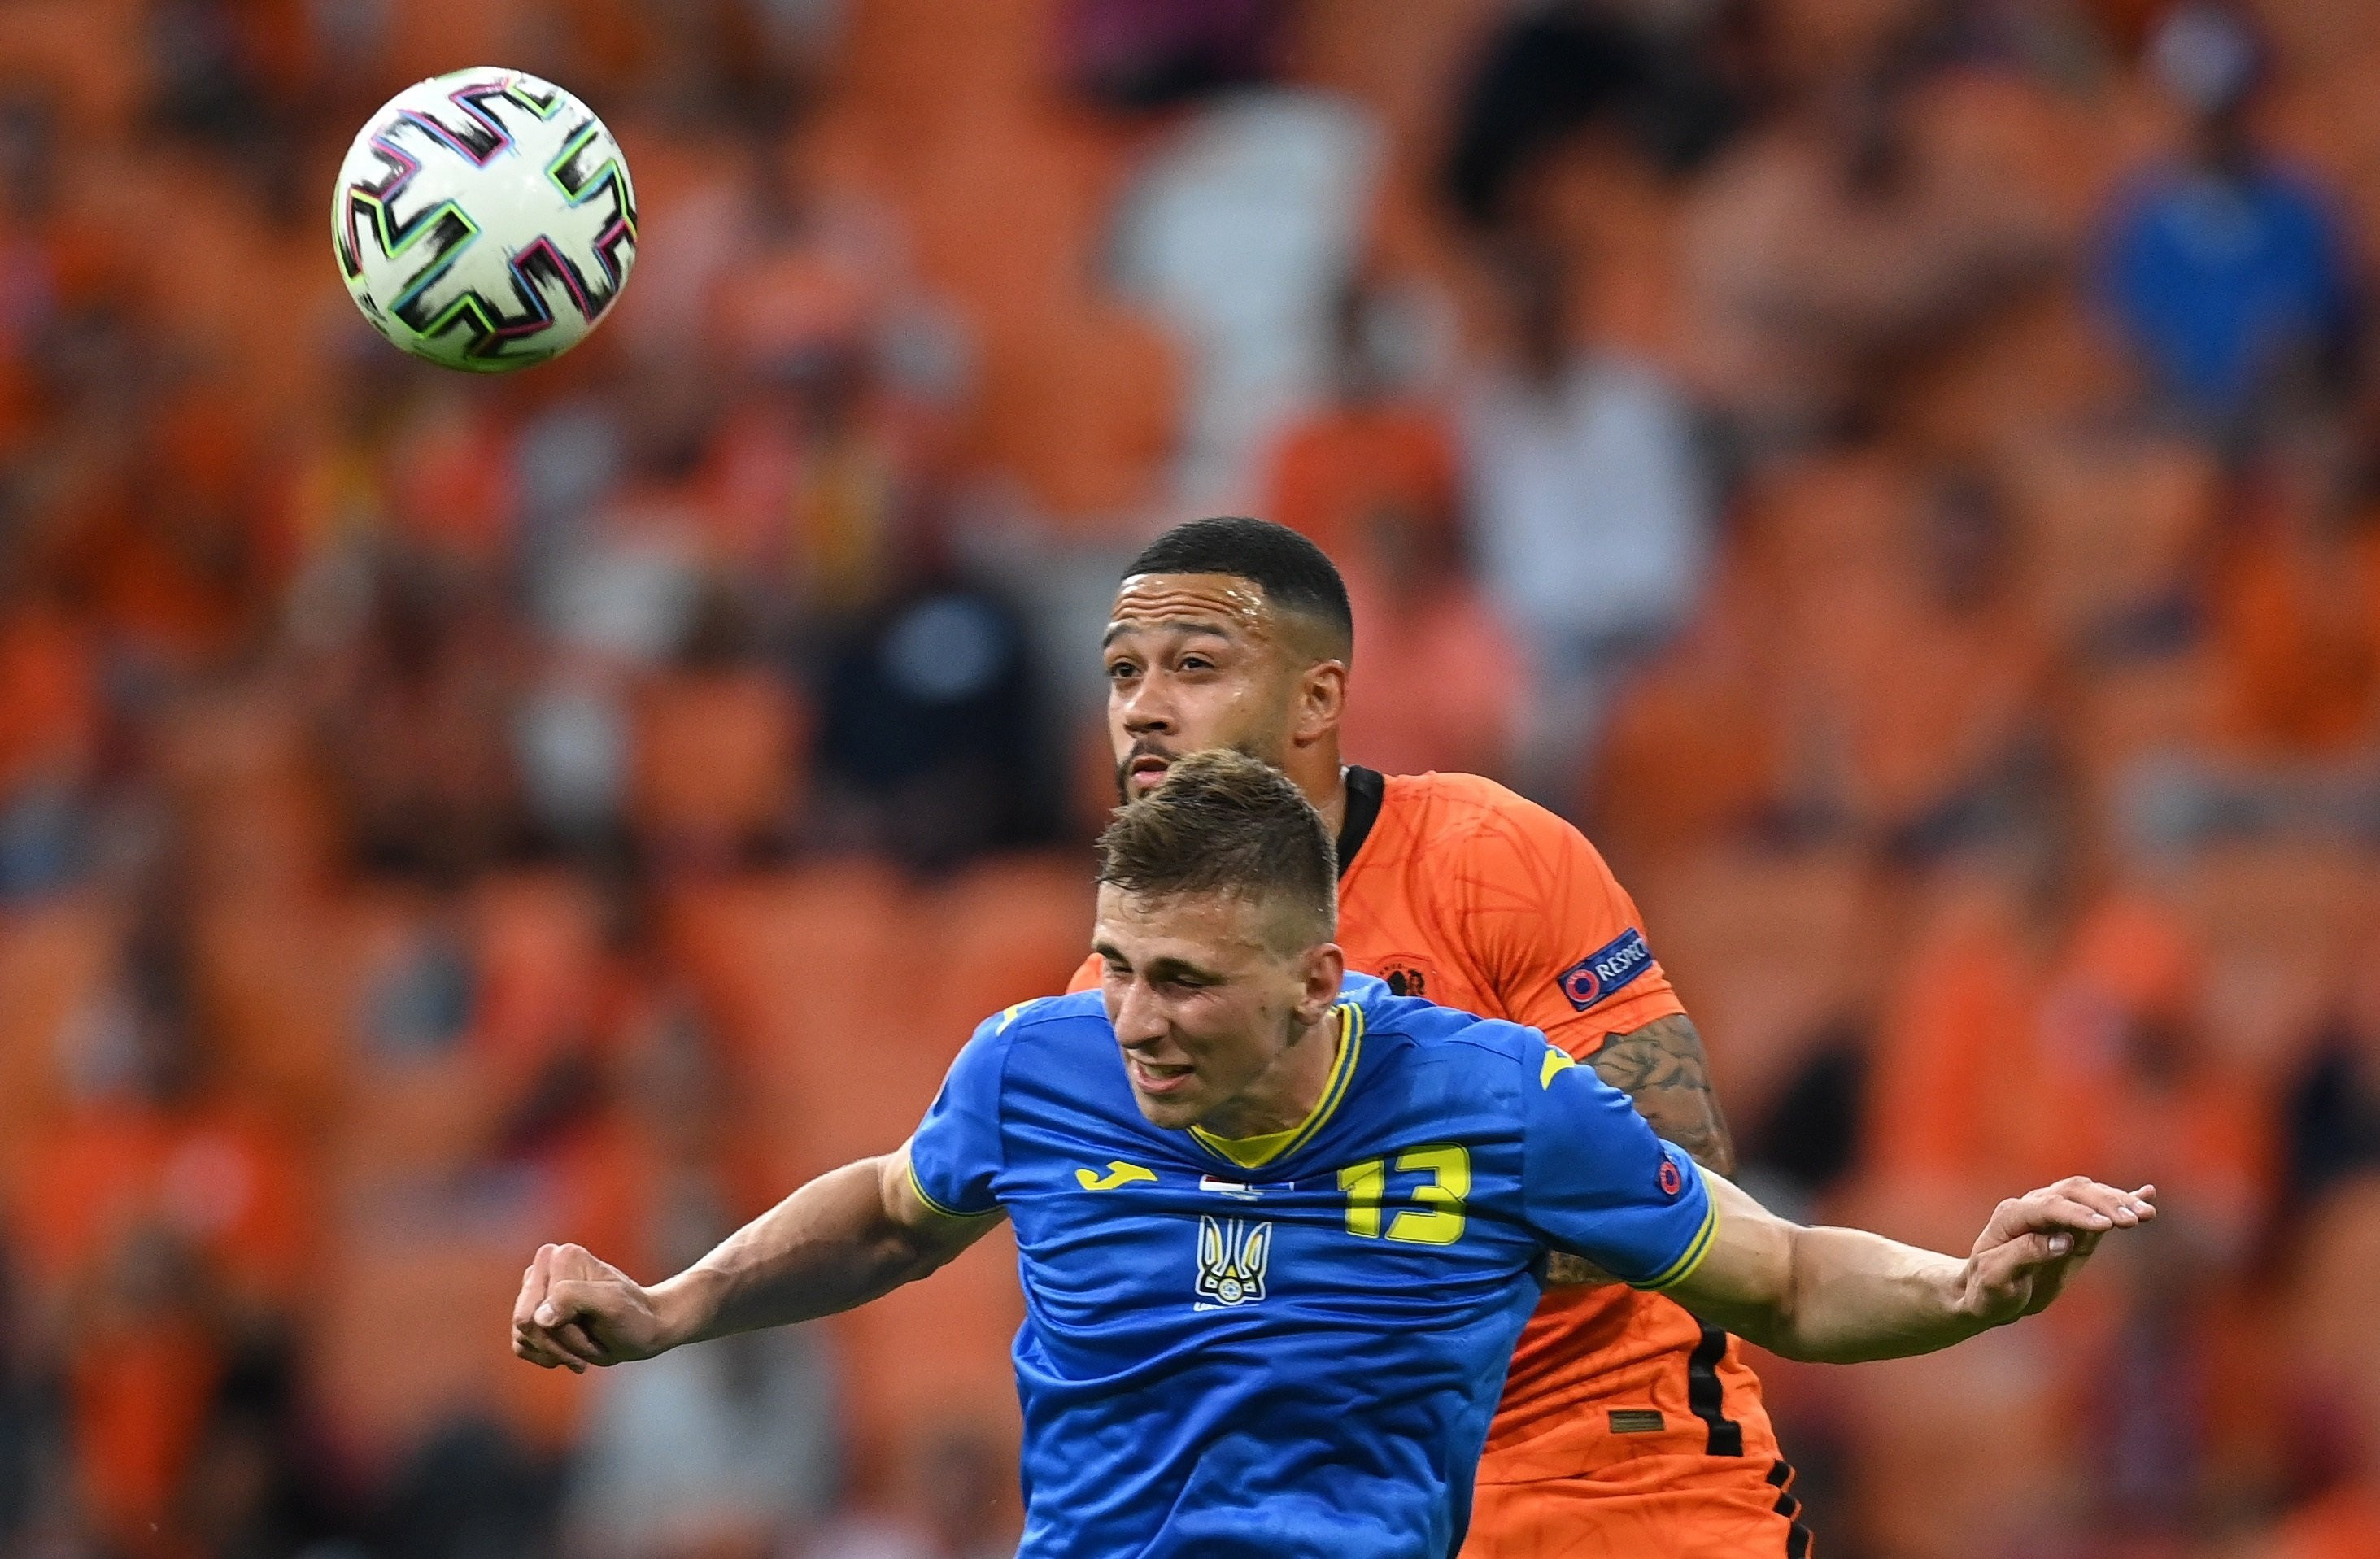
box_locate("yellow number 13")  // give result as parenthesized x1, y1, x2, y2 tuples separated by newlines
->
(1337, 1144, 1470, 1245)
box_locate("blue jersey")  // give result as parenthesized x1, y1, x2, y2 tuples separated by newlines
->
(905, 979, 1716, 1559)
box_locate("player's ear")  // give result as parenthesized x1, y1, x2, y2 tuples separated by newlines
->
(1295, 940, 1345, 1026)
(1291, 658, 1346, 746)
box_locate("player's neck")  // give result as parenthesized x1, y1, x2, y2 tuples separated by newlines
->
(1197, 1008, 1345, 1142)
(1282, 750, 1347, 839)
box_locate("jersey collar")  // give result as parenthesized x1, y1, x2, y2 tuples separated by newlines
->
(1188, 1003, 1365, 1170)
(1336, 766, 1385, 879)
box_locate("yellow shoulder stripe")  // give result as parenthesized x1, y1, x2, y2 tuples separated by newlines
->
(1632, 1167, 1720, 1292)
(995, 1001, 1031, 1033)
(1074, 1161, 1157, 1191)
(905, 1160, 1000, 1221)
(1541, 1047, 1577, 1088)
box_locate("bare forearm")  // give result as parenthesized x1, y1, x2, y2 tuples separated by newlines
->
(652, 1156, 962, 1348)
(1658, 1174, 2149, 1365)
(1763, 1226, 1981, 1362)
(1672, 1172, 1994, 1363)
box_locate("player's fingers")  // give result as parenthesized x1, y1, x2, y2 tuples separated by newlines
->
(512, 1321, 585, 1373)
(1975, 1230, 2074, 1294)
(512, 1245, 559, 1332)
(2033, 1194, 2122, 1233)
(533, 1276, 601, 1330)
(546, 1317, 605, 1366)
(536, 1280, 630, 1363)
(1981, 1195, 2108, 1252)
(2058, 1181, 2155, 1226)
(515, 1335, 582, 1373)
(518, 1305, 599, 1370)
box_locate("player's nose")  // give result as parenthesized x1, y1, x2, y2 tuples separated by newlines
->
(1116, 677, 1175, 733)
(1109, 985, 1170, 1050)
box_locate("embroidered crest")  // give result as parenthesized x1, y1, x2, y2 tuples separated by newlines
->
(1193, 1215, 1274, 1309)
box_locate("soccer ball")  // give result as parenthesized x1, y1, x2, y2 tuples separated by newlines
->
(333, 67, 638, 372)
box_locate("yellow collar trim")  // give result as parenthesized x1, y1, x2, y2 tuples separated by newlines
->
(1190, 1004, 1363, 1169)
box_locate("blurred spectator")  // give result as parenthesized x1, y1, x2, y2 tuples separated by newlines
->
(2099, 3, 2359, 445)
(630, 587, 809, 873)
(1442, 0, 1755, 229)
(373, 1417, 564, 1559)
(1110, 85, 1381, 507)
(2256, 1174, 2380, 1559)
(1259, 281, 1521, 779)
(1459, 241, 1711, 806)
(1759, 455, 2050, 851)
(2208, 429, 2378, 759)
(2284, 927, 2380, 1208)
(802, 1426, 1013, 1559)
(11, 899, 314, 1557)
(317, 553, 525, 883)
(0, 1240, 44, 1549)
(1260, 283, 1456, 564)
(813, 538, 1047, 871)
(0, 583, 102, 899)
(173, 1335, 333, 1559)
(1684, 0, 2060, 455)
(1336, 501, 1523, 785)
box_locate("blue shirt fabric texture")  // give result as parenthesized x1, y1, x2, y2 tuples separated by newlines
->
(905, 979, 1715, 1559)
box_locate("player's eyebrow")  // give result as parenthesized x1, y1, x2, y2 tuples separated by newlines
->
(1138, 954, 1222, 983)
(1101, 618, 1236, 649)
(1090, 940, 1221, 984)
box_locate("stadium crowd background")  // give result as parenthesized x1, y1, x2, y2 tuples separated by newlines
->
(2, 0, 2379, 1555)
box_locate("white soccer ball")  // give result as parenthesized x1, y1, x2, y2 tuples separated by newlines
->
(332, 67, 638, 372)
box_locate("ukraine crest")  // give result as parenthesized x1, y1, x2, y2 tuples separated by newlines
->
(1193, 1215, 1273, 1309)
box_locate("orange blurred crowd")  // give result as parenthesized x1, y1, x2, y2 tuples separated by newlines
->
(3, 2, 2380, 1557)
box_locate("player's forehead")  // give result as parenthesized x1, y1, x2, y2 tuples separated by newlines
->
(1092, 882, 1276, 965)
(1105, 572, 1275, 647)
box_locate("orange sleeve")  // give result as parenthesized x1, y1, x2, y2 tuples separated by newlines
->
(1065, 951, 1101, 995)
(1449, 800, 1686, 1060)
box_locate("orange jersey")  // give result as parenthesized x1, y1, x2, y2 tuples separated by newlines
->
(1072, 769, 1798, 1556)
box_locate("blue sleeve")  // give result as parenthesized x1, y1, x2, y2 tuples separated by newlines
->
(904, 1006, 1019, 1217)
(1520, 1044, 1716, 1291)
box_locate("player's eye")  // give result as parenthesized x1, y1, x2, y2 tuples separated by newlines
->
(1105, 660, 1137, 681)
(1177, 655, 1214, 673)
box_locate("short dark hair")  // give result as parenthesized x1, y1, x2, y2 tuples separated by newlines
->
(1124, 517, 1353, 657)
(1096, 749, 1336, 944)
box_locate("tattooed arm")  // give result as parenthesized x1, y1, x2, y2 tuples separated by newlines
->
(1587, 1012, 1735, 1175)
(1541, 1014, 1735, 1287)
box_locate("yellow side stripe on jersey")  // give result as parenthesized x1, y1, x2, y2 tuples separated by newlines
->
(1541, 1047, 1576, 1088)
(1190, 1004, 1364, 1169)
(905, 1159, 1000, 1222)
(1632, 1169, 1720, 1293)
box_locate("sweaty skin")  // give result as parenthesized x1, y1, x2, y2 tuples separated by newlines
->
(1105, 572, 1349, 820)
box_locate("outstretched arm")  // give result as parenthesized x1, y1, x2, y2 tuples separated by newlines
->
(1664, 1174, 2156, 1364)
(512, 1142, 998, 1373)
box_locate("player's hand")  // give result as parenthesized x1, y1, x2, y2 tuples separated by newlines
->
(1955, 1177, 2156, 1330)
(511, 1242, 672, 1373)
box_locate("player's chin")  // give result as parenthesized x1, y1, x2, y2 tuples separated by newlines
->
(1126, 1081, 1207, 1130)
